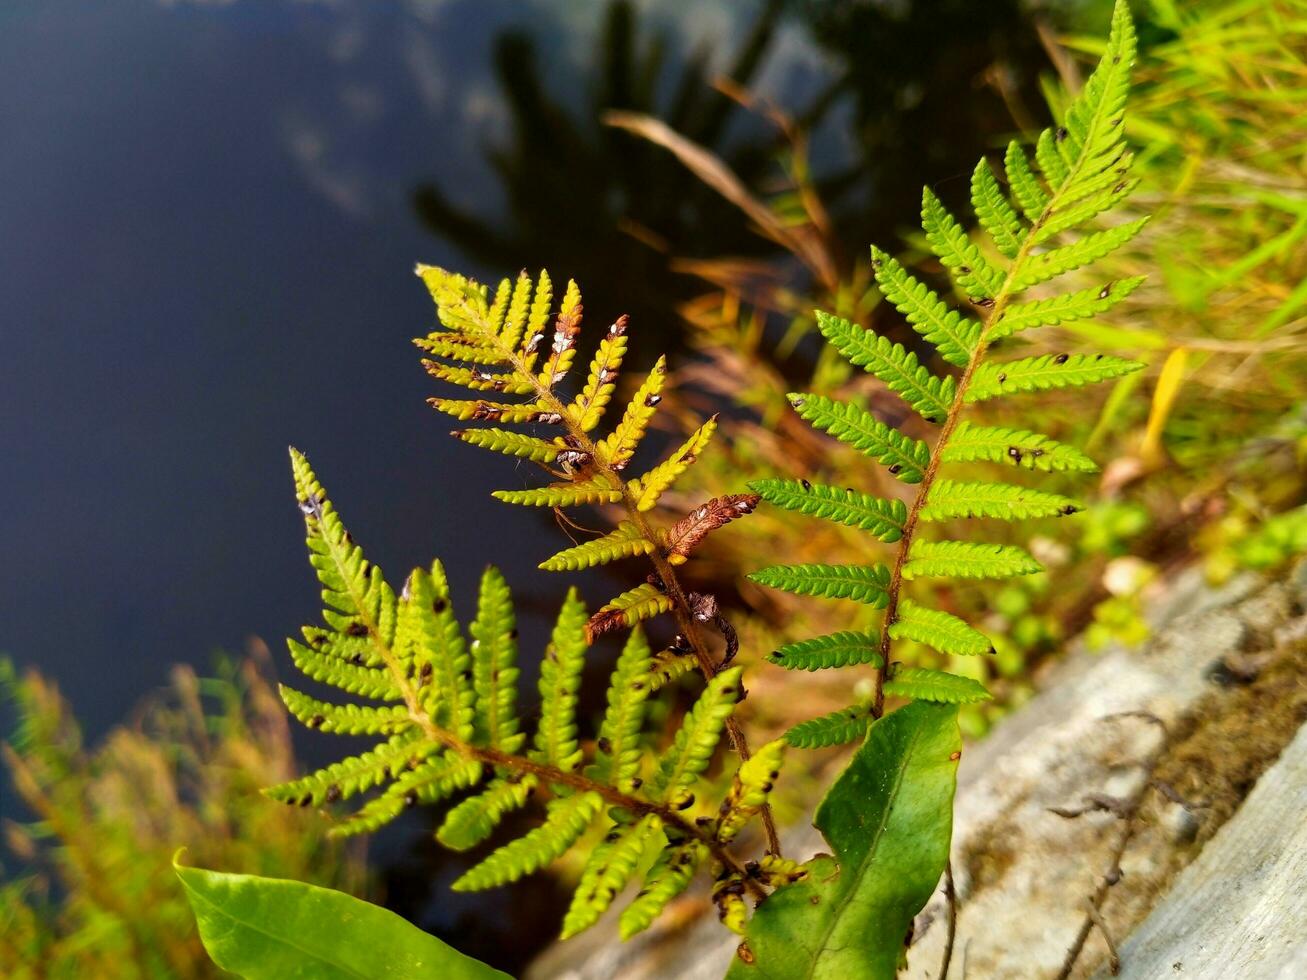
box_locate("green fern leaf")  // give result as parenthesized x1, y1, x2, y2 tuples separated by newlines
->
(647, 649, 698, 692)
(588, 627, 654, 791)
(1013, 217, 1150, 290)
(538, 521, 654, 572)
(423, 363, 537, 395)
(966, 354, 1144, 403)
(328, 754, 484, 839)
(921, 479, 1081, 521)
(415, 264, 489, 334)
(1004, 141, 1049, 221)
(291, 449, 397, 648)
(497, 271, 534, 352)
(814, 310, 956, 415)
(629, 416, 718, 511)
(868, 247, 981, 369)
(787, 393, 930, 482)
(427, 397, 551, 423)
(1035, 177, 1137, 242)
(941, 421, 1098, 473)
(587, 583, 673, 640)
(451, 791, 604, 891)
(619, 840, 709, 940)
(531, 588, 588, 773)
(888, 599, 992, 657)
(413, 337, 504, 366)
(1035, 128, 1070, 191)
(970, 158, 1024, 258)
(522, 269, 554, 356)
(286, 638, 401, 701)
(921, 188, 1006, 299)
(990, 276, 1145, 340)
(767, 630, 881, 671)
(492, 474, 625, 508)
(595, 355, 667, 470)
(568, 323, 628, 432)
(452, 427, 561, 464)
(883, 667, 991, 704)
(717, 739, 786, 843)
(903, 540, 1042, 580)
(561, 815, 662, 939)
(264, 731, 431, 807)
(436, 776, 537, 851)
(649, 666, 743, 804)
(278, 686, 409, 737)
(400, 563, 475, 739)
(750, 479, 907, 543)
(749, 563, 892, 607)
(470, 567, 522, 752)
(784, 704, 872, 749)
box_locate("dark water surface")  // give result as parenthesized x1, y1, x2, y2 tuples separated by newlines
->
(1, 0, 1051, 967)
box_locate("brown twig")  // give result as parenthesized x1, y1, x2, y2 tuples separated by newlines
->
(939, 860, 958, 980)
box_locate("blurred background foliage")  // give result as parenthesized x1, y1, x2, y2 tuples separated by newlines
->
(3, 0, 1304, 973)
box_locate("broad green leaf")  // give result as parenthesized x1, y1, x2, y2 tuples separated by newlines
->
(728, 702, 961, 979)
(175, 859, 509, 980)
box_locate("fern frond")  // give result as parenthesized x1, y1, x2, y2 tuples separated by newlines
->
(470, 567, 522, 752)
(497, 271, 534, 353)
(492, 474, 625, 508)
(990, 276, 1145, 340)
(921, 188, 1005, 300)
(588, 627, 654, 791)
(966, 354, 1144, 403)
(539, 521, 654, 572)
(868, 247, 981, 369)
(568, 320, 628, 432)
(787, 393, 930, 482)
(436, 776, 537, 851)
(749, 479, 907, 543)
(619, 840, 709, 940)
(291, 448, 397, 647)
(784, 704, 871, 749)
(942, 421, 1098, 473)
(427, 397, 552, 423)
(539, 278, 583, 389)
(531, 588, 588, 773)
(888, 599, 992, 657)
(286, 638, 401, 701)
(814, 309, 956, 415)
(587, 584, 673, 641)
(278, 686, 408, 736)
(647, 650, 698, 691)
(649, 667, 743, 804)
(970, 158, 1023, 258)
(423, 363, 537, 395)
(1013, 218, 1150, 290)
(920, 479, 1081, 521)
(561, 815, 662, 939)
(451, 427, 561, 464)
(630, 416, 718, 511)
(767, 631, 881, 671)
(595, 355, 667, 470)
(1036, 177, 1137, 242)
(716, 739, 786, 843)
(413, 337, 504, 366)
(749, 563, 891, 607)
(903, 540, 1042, 580)
(327, 754, 483, 838)
(1004, 141, 1049, 221)
(400, 563, 475, 739)
(451, 791, 604, 891)
(264, 731, 430, 807)
(883, 667, 991, 704)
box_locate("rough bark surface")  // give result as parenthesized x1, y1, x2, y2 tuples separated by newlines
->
(528, 562, 1307, 980)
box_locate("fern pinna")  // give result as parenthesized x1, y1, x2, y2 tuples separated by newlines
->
(752, 0, 1145, 745)
(414, 263, 779, 850)
(270, 449, 788, 939)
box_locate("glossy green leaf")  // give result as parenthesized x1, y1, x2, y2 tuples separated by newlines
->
(176, 859, 509, 980)
(728, 702, 961, 978)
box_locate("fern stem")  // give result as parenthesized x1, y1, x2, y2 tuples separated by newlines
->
(484, 332, 782, 855)
(872, 193, 1062, 716)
